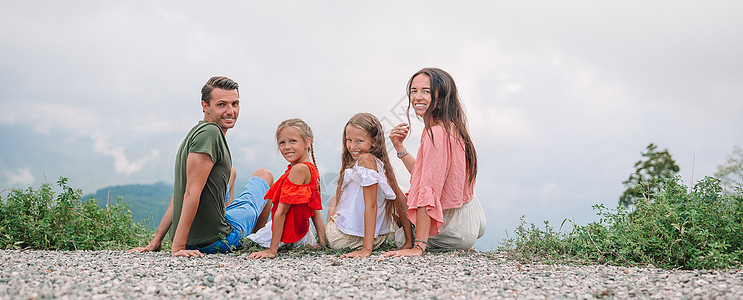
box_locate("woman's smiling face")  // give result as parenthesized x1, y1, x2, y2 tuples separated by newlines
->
(409, 73, 432, 117)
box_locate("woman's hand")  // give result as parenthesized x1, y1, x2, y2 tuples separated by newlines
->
(389, 123, 410, 152)
(390, 123, 416, 173)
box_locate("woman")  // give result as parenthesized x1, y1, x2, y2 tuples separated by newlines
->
(383, 67, 486, 257)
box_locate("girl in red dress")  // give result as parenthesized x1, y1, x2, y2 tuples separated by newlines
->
(249, 118, 327, 259)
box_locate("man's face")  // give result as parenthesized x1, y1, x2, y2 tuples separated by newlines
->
(202, 88, 239, 133)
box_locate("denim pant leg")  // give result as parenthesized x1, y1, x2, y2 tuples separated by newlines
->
(188, 177, 270, 254)
(224, 177, 271, 243)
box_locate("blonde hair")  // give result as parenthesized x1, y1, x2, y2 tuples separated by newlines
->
(336, 113, 401, 225)
(276, 118, 320, 193)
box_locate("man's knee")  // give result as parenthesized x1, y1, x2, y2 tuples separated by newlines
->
(253, 168, 274, 186)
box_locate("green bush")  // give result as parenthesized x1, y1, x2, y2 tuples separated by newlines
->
(0, 177, 152, 250)
(499, 176, 743, 269)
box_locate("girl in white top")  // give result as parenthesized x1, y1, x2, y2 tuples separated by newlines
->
(326, 113, 413, 258)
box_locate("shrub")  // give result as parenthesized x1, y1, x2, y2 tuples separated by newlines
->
(499, 176, 743, 269)
(0, 177, 152, 250)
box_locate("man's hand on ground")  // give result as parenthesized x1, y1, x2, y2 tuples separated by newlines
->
(171, 249, 205, 258)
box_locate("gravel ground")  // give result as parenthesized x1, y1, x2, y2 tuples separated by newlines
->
(1, 249, 741, 299)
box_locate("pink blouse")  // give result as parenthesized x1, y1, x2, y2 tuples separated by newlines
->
(407, 126, 474, 236)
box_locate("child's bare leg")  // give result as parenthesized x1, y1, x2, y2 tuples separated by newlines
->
(253, 168, 274, 186)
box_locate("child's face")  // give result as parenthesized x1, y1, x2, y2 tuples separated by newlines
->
(409, 73, 432, 117)
(277, 127, 310, 164)
(345, 125, 374, 161)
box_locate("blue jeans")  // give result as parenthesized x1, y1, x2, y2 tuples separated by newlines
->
(187, 177, 270, 254)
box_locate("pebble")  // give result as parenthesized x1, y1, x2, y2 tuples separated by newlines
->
(1, 250, 741, 299)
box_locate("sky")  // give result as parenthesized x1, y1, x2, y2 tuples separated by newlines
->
(1, 1, 742, 250)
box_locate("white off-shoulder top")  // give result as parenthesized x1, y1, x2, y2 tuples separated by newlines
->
(333, 157, 396, 238)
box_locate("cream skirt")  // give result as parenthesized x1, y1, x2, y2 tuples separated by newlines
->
(395, 194, 486, 250)
(326, 215, 387, 250)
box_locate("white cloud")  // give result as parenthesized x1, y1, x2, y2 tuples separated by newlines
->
(505, 83, 524, 93)
(0, 102, 100, 135)
(539, 182, 559, 204)
(130, 116, 183, 134)
(238, 146, 257, 162)
(483, 181, 522, 212)
(470, 106, 533, 142)
(4, 168, 35, 186)
(92, 131, 159, 175)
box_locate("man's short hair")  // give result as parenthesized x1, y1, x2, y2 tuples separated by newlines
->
(201, 76, 239, 104)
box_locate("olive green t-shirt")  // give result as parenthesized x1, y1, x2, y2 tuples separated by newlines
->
(169, 121, 233, 247)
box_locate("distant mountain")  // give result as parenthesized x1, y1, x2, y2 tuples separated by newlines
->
(82, 182, 173, 228)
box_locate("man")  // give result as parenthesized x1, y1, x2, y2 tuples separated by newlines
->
(129, 76, 273, 257)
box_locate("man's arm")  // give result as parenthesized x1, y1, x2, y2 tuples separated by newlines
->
(226, 167, 236, 207)
(127, 194, 174, 253)
(170, 152, 214, 257)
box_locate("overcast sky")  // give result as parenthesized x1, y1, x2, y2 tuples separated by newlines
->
(1, 1, 742, 250)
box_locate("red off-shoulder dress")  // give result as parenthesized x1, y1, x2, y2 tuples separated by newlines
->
(265, 162, 322, 243)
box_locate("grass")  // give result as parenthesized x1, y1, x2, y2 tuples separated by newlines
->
(0, 177, 152, 250)
(498, 176, 743, 269)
